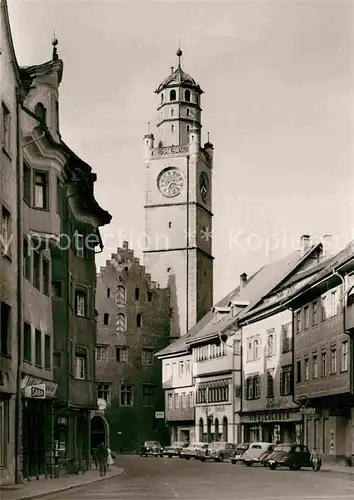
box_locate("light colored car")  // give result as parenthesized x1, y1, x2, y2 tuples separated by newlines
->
(162, 441, 189, 458)
(242, 442, 274, 466)
(181, 442, 209, 460)
(230, 443, 250, 464)
(197, 442, 235, 462)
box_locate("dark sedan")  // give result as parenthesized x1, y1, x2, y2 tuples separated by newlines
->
(139, 441, 164, 457)
(266, 443, 319, 471)
(163, 441, 189, 458)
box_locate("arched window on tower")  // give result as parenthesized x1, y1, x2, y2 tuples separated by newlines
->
(186, 125, 190, 134)
(170, 89, 176, 101)
(171, 125, 175, 133)
(171, 108, 175, 116)
(103, 313, 109, 325)
(160, 93, 164, 104)
(35, 102, 46, 124)
(186, 108, 190, 117)
(185, 89, 191, 102)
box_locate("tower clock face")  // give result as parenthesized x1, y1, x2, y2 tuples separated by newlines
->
(199, 171, 209, 202)
(157, 167, 184, 198)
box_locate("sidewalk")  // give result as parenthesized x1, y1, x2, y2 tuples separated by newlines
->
(320, 463, 354, 476)
(0, 466, 124, 500)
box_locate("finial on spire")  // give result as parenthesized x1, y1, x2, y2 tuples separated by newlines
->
(147, 121, 151, 133)
(176, 47, 182, 68)
(207, 132, 210, 142)
(52, 30, 58, 61)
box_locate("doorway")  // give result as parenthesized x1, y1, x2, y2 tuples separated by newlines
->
(91, 416, 107, 450)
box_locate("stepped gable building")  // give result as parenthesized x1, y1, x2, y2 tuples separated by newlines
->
(95, 242, 170, 451)
(285, 240, 354, 464)
(143, 49, 214, 341)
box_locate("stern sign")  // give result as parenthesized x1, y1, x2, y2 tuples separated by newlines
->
(24, 384, 46, 399)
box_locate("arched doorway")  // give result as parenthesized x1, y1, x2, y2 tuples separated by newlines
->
(207, 417, 212, 442)
(214, 418, 219, 441)
(199, 418, 204, 442)
(91, 416, 108, 450)
(222, 417, 228, 442)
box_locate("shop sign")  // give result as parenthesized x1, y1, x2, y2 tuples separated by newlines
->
(24, 384, 46, 399)
(300, 407, 318, 415)
(21, 375, 58, 398)
(249, 411, 291, 423)
(155, 411, 165, 419)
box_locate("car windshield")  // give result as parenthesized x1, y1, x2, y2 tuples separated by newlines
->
(236, 445, 248, 451)
(274, 445, 292, 452)
(171, 442, 184, 447)
(250, 444, 262, 449)
(145, 441, 158, 446)
(210, 442, 225, 449)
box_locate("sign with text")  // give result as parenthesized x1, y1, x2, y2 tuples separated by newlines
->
(24, 384, 46, 399)
(155, 411, 165, 419)
(300, 407, 318, 415)
(21, 375, 58, 398)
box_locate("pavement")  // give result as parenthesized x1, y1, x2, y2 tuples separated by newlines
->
(4, 455, 351, 500)
(0, 466, 123, 500)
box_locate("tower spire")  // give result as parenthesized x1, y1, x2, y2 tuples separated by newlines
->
(176, 47, 182, 69)
(52, 30, 58, 61)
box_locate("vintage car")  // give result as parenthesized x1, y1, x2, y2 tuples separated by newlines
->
(162, 441, 189, 458)
(258, 444, 277, 465)
(139, 440, 164, 457)
(197, 442, 235, 462)
(265, 443, 319, 471)
(230, 443, 250, 464)
(181, 442, 209, 460)
(242, 442, 274, 466)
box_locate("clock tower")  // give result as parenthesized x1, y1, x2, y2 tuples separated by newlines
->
(143, 49, 214, 339)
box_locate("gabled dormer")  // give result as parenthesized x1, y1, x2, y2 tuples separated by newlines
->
(211, 306, 230, 323)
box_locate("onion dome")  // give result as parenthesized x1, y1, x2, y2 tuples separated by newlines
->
(155, 48, 203, 94)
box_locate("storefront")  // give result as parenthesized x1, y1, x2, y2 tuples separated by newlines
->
(241, 409, 302, 444)
(21, 375, 59, 479)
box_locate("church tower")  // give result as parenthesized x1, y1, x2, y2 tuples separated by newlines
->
(143, 49, 214, 339)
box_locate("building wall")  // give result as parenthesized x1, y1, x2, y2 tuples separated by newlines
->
(96, 242, 170, 451)
(0, 0, 19, 485)
(162, 354, 192, 389)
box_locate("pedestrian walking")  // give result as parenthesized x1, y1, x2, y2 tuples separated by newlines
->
(107, 447, 116, 471)
(310, 447, 322, 471)
(92, 448, 98, 470)
(95, 442, 108, 476)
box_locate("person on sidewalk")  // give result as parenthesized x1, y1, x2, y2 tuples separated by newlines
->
(107, 447, 116, 471)
(310, 447, 322, 471)
(95, 442, 108, 476)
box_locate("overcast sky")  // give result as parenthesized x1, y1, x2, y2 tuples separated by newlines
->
(8, 0, 354, 302)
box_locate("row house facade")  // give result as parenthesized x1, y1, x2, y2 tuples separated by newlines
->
(0, 2, 111, 484)
(286, 242, 354, 464)
(95, 242, 170, 452)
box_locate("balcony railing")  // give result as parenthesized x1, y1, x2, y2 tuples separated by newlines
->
(150, 145, 189, 158)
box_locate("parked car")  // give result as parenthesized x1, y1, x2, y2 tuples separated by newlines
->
(197, 442, 235, 462)
(139, 441, 164, 457)
(258, 444, 277, 466)
(242, 442, 274, 466)
(181, 442, 209, 460)
(230, 443, 250, 464)
(265, 443, 319, 471)
(162, 441, 189, 458)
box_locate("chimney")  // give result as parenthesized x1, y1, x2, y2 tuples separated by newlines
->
(300, 234, 312, 256)
(240, 272, 248, 290)
(322, 234, 333, 259)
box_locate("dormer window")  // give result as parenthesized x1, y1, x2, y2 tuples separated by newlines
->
(170, 89, 176, 101)
(35, 102, 46, 124)
(185, 89, 191, 102)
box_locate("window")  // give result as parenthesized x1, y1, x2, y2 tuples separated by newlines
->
(196, 388, 207, 404)
(44, 334, 51, 369)
(170, 108, 175, 116)
(169, 89, 176, 101)
(186, 124, 190, 133)
(245, 375, 260, 400)
(33, 251, 40, 289)
(331, 290, 338, 316)
(23, 162, 31, 204)
(116, 313, 126, 333)
(266, 371, 274, 398)
(75, 232, 85, 258)
(160, 93, 164, 104)
(295, 310, 301, 333)
(35, 329, 42, 367)
(142, 349, 153, 365)
(304, 358, 309, 381)
(52, 281, 62, 297)
(186, 108, 190, 117)
(321, 351, 327, 377)
(23, 238, 31, 280)
(75, 355, 86, 379)
(107, 288, 111, 298)
(0, 302, 11, 356)
(185, 89, 191, 102)
(330, 348, 337, 374)
(340, 341, 348, 372)
(235, 385, 242, 398)
(321, 296, 327, 321)
(68, 341, 73, 374)
(96, 346, 108, 361)
(142, 385, 154, 406)
(171, 124, 175, 133)
(53, 352, 62, 369)
(312, 301, 318, 325)
(116, 346, 128, 363)
(280, 366, 293, 396)
(75, 291, 87, 317)
(116, 286, 125, 304)
(23, 322, 32, 362)
(189, 391, 194, 407)
(2, 102, 10, 153)
(168, 393, 173, 409)
(1, 206, 11, 257)
(296, 360, 301, 383)
(147, 291, 152, 302)
(281, 323, 291, 353)
(103, 313, 109, 325)
(246, 340, 252, 361)
(136, 313, 142, 328)
(135, 287, 140, 300)
(56, 178, 61, 213)
(174, 393, 179, 408)
(234, 339, 241, 355)
(312, 354, 318, 379)
(34, 172, 48, 209)
(0, 400, 9, 467)
(304, 306, 310, 328)
(254, 339, 259, 359)
(182, 392, 187, 408)
(98, 383, 111, 404)
(42, 258, 50, 295)
(186, 359, 191, 373)
(120, 385, 133, 406)
(267, 330, 275, 357)
(179, 361, 184, 376)
(34, 102, 46, 123)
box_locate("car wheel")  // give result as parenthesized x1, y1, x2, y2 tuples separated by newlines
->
(186, 456, 190, 460)
(289, 463, 300, 471)
(269, 463, 277, 470)
(245, 462, 252, 467)
(218, 455, 224, 462)
(201, 457, 206, 462)
(231, 460, 236, 465)
(168, 455, 172, 459)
